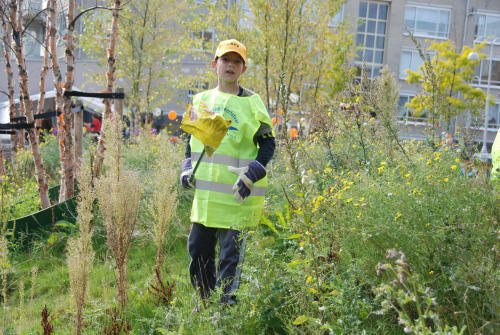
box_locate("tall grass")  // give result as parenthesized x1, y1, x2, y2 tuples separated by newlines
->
(96, 116, 141, 312)
(66, 159, 96, 334)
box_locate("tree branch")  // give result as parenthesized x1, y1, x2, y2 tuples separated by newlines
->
(23, 8, 47, 32)
(68, 6, 121, 31)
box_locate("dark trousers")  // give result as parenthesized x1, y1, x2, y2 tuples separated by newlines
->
(188, 222, 245, 304)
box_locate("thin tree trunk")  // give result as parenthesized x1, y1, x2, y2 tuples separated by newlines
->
(74, 104, 83, 173)
(35, 4, 52, 129)
(95, 0, 122, 177)
(274, 0, 290, 117)
(2, 1, 20, 157)
(48, 0, 70, 201)
(59, 0, 76, 201)
(263, 8, 271, 114)
(128, 0, 148, 138)
(12, 0, 50, 208)
(0, 14, 15, 175)
(47, 0, 67, 200)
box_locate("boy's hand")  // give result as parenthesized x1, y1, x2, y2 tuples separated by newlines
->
(228, 161, 266, 203)
(180, 158, 194, 189)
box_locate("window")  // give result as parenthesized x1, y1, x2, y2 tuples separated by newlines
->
(473, 58, 500, 87)
(355, 1, 388, 79)
(329, 5, 344, 27)
(57, 12, 67, 47)
(404, 5, 450, 39)
(487, 104, 500, 129)
(474, 13, 500, 40)
(398, 94, 428, 122)
(399, 50, 424, 79)
(23, 25, 43, 59)
(471, 104, 500, 129)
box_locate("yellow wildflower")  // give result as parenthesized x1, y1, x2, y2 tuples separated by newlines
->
(394, 212, 402, 221)
(450, 165, 457, 170)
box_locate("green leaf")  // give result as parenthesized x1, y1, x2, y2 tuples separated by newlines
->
(260, 216, 279, 235)
(286, 233, 302, 239)
(55, 220, 74, 228)
(275, 209, 286, 227)
(293, 315, 309, 325)
(287, 258, 312, 267)
(47, 233, 58, 245)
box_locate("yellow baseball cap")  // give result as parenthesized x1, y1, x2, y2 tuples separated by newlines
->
(214, 39, 247, 63)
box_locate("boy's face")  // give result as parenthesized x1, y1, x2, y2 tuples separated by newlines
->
(211, 52, 247, 84)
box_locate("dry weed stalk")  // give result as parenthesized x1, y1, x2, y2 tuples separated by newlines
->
(0, 235, 9, 330)
(18, 281, 25, 328)
(151, 142, 178, 271)
(67, 161, 96, 335)
(30, 266, 38, 320)
(96, 116, 141, 310)
(148, 142, 177, 304)
(103, 307, 132, 335)
(41, 305, 55, 334)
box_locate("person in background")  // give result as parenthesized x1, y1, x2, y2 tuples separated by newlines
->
(85, 112, 101, 133)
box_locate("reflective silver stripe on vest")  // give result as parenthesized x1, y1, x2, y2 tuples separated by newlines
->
(192, 152, 254, 168)
(195, 180, 267, 196)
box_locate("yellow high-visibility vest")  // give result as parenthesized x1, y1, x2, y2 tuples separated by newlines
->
(190, 89, 274, 229)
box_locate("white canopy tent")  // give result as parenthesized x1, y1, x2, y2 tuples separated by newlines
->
(0, 87, 105, 140)
(0, 86, 105, 120)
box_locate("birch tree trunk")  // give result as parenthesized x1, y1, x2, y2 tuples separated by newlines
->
(95, 0, 121, 177)
(59, 0, 76, 201)
(12, 0, 50, 208)
(47, 0, 67, 200)
(74, 103, 83, 171)
(35, 3, 52, 128)
(1, 1, 20, 158)
(0, 16, 14, 175)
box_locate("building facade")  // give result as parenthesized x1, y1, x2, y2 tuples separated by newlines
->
(1, 0, 499, 152)
(343, 0, 500, 152)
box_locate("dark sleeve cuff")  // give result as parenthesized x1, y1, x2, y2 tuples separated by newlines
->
(256, 136, 276, 167)
(185, 134, 191, 159)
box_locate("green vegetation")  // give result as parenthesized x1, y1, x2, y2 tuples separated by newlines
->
(0, 85, 498, 334)
(0, 1, 498, 334)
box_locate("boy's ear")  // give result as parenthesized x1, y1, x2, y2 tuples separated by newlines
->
(242, 65, 247, 74)
(211, 59, 217, 69)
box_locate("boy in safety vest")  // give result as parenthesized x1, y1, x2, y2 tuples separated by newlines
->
(180, 39, 275, 305)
